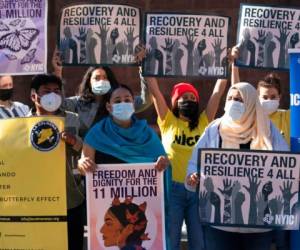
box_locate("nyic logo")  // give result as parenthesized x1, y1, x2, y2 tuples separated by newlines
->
(30, 121, 60, 152)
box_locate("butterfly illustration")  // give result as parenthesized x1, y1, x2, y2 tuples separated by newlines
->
(0, 28, 39, 52)
(33, 59, 42, 64)
(21, 48, 36, 64)
(4, 54, 17, 60)
(0, 21, 9, 32)
(20, 20, 27, 28)
(9, 19, 21, 27)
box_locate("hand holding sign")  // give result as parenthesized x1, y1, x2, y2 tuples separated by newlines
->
(154, 155, 169, 172)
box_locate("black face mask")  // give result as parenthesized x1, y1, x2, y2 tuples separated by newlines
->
(0, 88, 13, 101)
(178, 100, 199, 119)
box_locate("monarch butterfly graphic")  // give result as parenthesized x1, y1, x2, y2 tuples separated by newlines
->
(0, 28, 39, 52)
(21, 48, 36, 64)
(20, 20, 27, 28)
(4, 54, 17, 61)
(9, 19, 21, 27)
(0, 21, 9, 32)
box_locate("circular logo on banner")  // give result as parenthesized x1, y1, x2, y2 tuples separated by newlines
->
(30, 121, 60, 152)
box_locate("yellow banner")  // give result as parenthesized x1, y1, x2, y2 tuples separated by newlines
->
(0, 117, 68, 249)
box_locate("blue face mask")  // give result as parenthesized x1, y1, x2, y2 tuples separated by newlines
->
(224, 100, 245, 121)
(112, 102, 135, 121)
(91, 80, 111, 95)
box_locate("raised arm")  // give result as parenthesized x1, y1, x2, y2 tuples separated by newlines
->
(205, 78, 228, 122)
(145, 77, 168, 121)
(134, 67, 154, 113)
(230, 46, 241, 85)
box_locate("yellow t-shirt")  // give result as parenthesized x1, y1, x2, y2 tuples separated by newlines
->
(269, 109, 290, 145)
(158, 110, 209, 183)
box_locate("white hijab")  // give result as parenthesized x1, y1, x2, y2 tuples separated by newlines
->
(219, 82, 273, 150)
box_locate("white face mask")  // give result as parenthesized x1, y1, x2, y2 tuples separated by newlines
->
(112, 102, 135, 121)
(224, 100, 246, 121)
(260, 99, 279, 115)
(91, 80, 111, 95)
(40, 92, 62, 112)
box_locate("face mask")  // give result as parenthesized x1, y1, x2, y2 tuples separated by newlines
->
(178, 100, 199, 119)
(260, 99, 279, 115)
(91, 80, 111, 95)
(224, 100, 245, 121)
(40, 92, 62, 112)
(112, 102, 134, 121)
(0, 88, 13, 101)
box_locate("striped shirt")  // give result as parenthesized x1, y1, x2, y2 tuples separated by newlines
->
(0, 102, 29, 119)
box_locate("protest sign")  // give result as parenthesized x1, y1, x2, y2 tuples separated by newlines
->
(86, 163, 166, 250)
(0, 117, 67, 249)
(198, 149, 300, 229)
(289, 49, 300, 249)
(59, 4, 141, 65)
(142, 12, 230, 78)
(0, 0, 47, 75)
(236, 4, 300, 70)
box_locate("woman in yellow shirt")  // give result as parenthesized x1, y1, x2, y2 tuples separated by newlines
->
(146, 77, 227, 250)
(257, 73, 290, 145)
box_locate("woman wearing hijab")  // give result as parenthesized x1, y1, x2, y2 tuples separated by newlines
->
(186, 82, 288, 250)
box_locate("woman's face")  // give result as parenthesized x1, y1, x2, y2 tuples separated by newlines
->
(90, 68, 108, 85)
(106, 87, 134, 113)
(100, 211, 123, 247)
(177, 91, 197, 103)
(227, 89, 243, 103)
(258, 86, 280, 101)
(0, 76, 13, 89)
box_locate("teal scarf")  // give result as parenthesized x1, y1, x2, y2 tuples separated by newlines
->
(84, 116, 166, 163)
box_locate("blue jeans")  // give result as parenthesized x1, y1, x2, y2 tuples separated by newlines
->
(204, 226, 273, 250)
(169, 181, 204, 250)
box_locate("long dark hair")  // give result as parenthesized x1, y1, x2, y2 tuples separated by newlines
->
(171, 101, 200, 131)
(77, 66, 119, 102)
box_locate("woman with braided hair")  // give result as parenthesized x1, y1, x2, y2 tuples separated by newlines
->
(101, 197, 149, 250)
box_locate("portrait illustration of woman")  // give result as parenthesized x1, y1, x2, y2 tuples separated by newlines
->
(100, 197, 150, 250)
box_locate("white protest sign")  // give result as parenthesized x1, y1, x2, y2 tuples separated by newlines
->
(198, 149, 300, 230)
(59, 4, 140, 65)
(143, 13, 230, 78)
(236, 4, 300, 70)
(86, 163, 166, 250)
